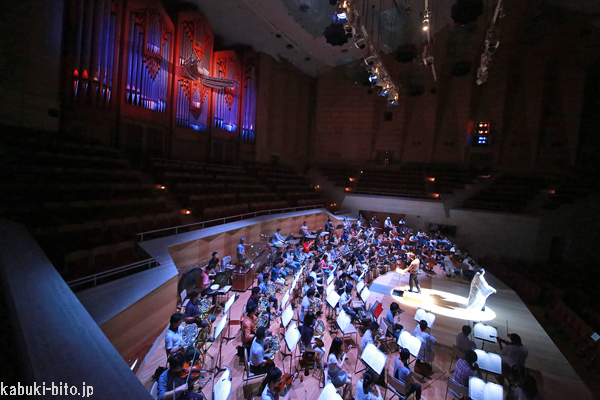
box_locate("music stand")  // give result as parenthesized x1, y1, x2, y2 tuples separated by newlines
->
(212, 367, 231, 400)
(213, 314, 230, 374)
(282, 290, 291, 310)
(222, 294, 238, 343)
(473, 322, 498, 350)
(283, 322, 301, 375)
(414, 308, 436, 328)
(326, 282, 335, 296)
(397, 330, 422, 364)
(327, 272, 335, 286)
(336, 310, 357, 348)
(360, 287, 371, 303)
(318, 383, 343, 400)
(356, 280, 365, 294)
(359, 343, 388, 387)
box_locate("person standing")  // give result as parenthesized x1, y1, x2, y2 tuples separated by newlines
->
(237, 237, 247, 264)
(407, 253, 421, 293)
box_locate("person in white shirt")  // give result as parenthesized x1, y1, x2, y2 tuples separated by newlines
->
(456, 325, 477, 353)
(165, 313, 186, 356)
(260, 367, 283, 400)
(339, 286, 357, 321)
(414, 320, 436, 364)
(498, 333, 529, 384)
(300, 221, 309, 236)
(361, 321, 381, 351)
(356, 371, 383, 400)
(299, 288, 315, 325)
(249, 327, 274, 375)
(328, 337, 352, 399)
(393, 348, 422, 400)
(271, 228, 284, 244)
(302, 276, 316, 296)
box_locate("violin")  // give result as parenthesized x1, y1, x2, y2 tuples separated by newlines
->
(180, 363, 202, 380)
(276, 371, 297, 392)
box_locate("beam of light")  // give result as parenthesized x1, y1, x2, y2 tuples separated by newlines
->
(390, 287, 497, 321)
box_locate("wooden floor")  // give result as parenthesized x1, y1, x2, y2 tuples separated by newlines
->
(136, 267, 595, 400)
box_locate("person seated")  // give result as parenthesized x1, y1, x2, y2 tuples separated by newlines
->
(453, 350, 481, 387)
(385, 303, 404, 339)
(328, 337, 352, 399)
(393, 348, 422, 400)
(336, 273, 351, 295)
(249, 327, 275, 375)
(207, 251, 221, 273)
(309, 265, 324, 295)
(270, 256, 287, 285)
(515, 374, 543, 400)
(241, 305, 258, 347)
(293, 243, 306, 264)
(414, 320, 436, 366)
(356, 371, 383, 400)
(498, 333, 529, 384)
(300, 312, 325, 369)
(283, 245, 300, 275)
(300, 221, 309, 236)
(260, 367, 284, 400)
(339, 286, 357, 322)
(361, 321, 382, 351)
(299, 288, 316, 327)
(197, 264, 218, 305)
(157, 353, 203, 400)
(258, 278, 280, 314)
(302, 276, 316, 297)
(165, 313, 186, 356)
(271, 228, 285, 245)
(456, 325, 477, 353)
(183, 289, 216, 340)
(325, 218, 334, 232)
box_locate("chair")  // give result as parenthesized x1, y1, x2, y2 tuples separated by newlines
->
(91, 245, 115, 271)
(243, 347, 267, 386)
(378, 319, 397, 353)
(387, 372, 407, 400)
(445, 377, 468, 400)
(449, 345, 465, 373)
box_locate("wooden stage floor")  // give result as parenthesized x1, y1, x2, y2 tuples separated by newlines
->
(136, 267, 594, 400)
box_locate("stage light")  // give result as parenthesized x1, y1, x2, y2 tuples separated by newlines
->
(343, 24, 353, 38)
(345, 187, 351, 191)
(364, 56, 377, 66)
(368, 73, 378, 83)
(422, 18, 430, 31)
(182, 209, 191, 215)
(355, 38, 366, 49)
(336, 9, 347, 20)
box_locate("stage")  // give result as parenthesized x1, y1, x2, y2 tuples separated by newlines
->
(136, 266, 595, 400)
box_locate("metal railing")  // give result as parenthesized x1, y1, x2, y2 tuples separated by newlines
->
(137, 204, 325, 241)
(67, 258, 159, 291)
(348, 189, 440, 200)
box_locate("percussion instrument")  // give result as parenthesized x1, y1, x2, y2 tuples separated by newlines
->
(305, 235, 317, 239)
(287, 240, 299, 244)
(210, 284, 220, 291)
(275, 243, 287, 248)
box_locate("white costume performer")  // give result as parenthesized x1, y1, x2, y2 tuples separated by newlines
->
(466, 269, 496, 311)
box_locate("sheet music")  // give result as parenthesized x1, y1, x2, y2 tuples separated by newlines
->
(360, 287, 370, 303)
(397, 330, 422, 357)
(281, 305, 294, 328)
(357, 280, 365, 293)
(414, 308, 436, 328)
(468, 377, 503, 400)
(473, 323, 498, 343)
(337, 310, 351, 333)
(224, 295, 235, 315)
(473, 350, 502, 374)
(281, 290, 290, 309)
(213, 368, 231, 400)
(360, 343, 387, 375)
(318, 383, 343, 400)
(327, 282, 335, 296)
(327, 272, 335, 285)
(214, 315, 228, 340)
(327, 290, 340, 308)
(180, 289, 187, 303)
(284, 323, 301, 352)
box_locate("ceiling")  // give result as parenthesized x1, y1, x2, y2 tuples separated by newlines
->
(182, 0, 599, 76)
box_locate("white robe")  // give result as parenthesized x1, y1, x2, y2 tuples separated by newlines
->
(466, 270, 495, 311)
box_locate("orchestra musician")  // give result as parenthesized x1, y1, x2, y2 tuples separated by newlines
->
(406, 253, 422, 293)
(300, 221, 309, 236)
(300, 312, 325, 369)
(328, 337, 352, 399)
(207, 251, 221, 272)
(241, 305, 258, 347)
(270, 228, 285, 245)
(165, 313, 186, 356)
(393, 349, 422, 400)
(249, 327, 275, 375)
(414, 320, 436, 367)
(196, 264, 218, 305)
(157, 353, 204, 400)
(361, 321, 383, 350)
(384, 216, 393, 235)
(299, 287, 316, 327)
(236, 237, 247, 264)
(325, 218, 334, 233)
(385, 303, 404, 339)
(259, 367, 283, 400)
(339, 286, 358, 322)
(302, 276, 316, 297)
(258, 279, 280, 314)
(183, 289, 216, 340)
(356, 371, 383, 400)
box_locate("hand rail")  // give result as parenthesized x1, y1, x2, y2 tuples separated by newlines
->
(136, 204, 326, 242)
(67, 258, 159, 291)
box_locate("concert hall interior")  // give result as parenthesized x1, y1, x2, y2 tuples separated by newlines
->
(1, 0, 600, 399)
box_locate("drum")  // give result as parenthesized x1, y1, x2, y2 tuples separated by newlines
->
(210, 284, 220, 291)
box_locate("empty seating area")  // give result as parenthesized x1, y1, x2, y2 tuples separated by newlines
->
(461, 174, 546, 213)
(247, 163, 326, 207)
(318, 164, 480, 199)
(0, 129, 180, 280)
(540, 173, 600, 210)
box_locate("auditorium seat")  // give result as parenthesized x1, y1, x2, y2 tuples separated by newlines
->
(91, 245, 116, 271)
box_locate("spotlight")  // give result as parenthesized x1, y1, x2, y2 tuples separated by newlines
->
(364, 56, 376, 66)
(336, 8, 347, 20)
(343, 24, 353, 38)
(369, 73, 378, 83)
(355, 38, 366, 49)
(422, 18, 430, 31)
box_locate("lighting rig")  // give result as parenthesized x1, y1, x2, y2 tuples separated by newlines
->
(421, 0, 437, 82)
(335, 0, 400, 106)
(476, 0, 504, 85)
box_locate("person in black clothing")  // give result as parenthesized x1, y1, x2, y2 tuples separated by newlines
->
(207, 252, 220, 272)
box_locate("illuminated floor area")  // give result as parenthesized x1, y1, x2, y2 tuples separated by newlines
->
(136, 268, 595, 400)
